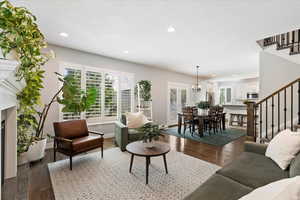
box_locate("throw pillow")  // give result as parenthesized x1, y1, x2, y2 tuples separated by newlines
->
(265, 129, 300, 170)
(238, 176, 300, 200)
(126, 112, 149, 129)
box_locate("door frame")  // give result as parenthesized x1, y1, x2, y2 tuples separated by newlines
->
(167, 82, 191, 126)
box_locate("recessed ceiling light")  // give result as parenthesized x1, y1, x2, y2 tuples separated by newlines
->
(167, 26, 176, 33)
(123, 50, 129, 54)
(59, 32, 69, 37)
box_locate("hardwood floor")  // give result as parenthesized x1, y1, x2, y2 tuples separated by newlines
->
(3, 134, 246, 200)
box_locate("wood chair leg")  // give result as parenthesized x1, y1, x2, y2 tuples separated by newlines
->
(53, 141, 56, 162)
(101, 145, 103, 158)
(69, 156, 72, 170)
(54, 149, 56, 162)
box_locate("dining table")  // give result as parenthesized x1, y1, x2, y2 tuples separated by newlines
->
(177, 112, 226, 137)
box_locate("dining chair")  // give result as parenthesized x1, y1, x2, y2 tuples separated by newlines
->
(182, 106, 198, 135)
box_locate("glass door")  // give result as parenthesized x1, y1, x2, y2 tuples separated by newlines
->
(168, 84, 189, 125)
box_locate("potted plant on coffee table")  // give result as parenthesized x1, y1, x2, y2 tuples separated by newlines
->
(138, 123, 163, 148)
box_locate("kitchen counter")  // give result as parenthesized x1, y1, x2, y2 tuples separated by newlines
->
(223, 104, 246, 107)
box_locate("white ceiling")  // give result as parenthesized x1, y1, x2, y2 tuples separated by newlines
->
(12, 0, 300, 78)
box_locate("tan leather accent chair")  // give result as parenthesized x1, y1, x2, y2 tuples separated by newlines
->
(52, 120, 104, 170)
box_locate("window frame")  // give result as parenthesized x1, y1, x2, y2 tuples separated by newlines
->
(58, 62, 134, 123)
(219, 87, 232, 105)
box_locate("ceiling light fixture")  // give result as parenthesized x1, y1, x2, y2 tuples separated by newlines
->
(167, 26, 176, 33)
(192, 66, 201, 93)
(59, 32, 69, 37)
(123, 50, 129, 54)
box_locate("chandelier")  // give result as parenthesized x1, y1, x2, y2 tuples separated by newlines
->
(192, 65, 201, 93)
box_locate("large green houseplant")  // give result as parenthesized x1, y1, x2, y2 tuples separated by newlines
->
(0, 0, 50, 154)
(0, 1, 98, 162)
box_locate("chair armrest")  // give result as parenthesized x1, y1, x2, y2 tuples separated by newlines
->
(244, 142, 268, 155)
(89, 131, 104, 137)
(48, 134, 73, 143)
(114, 121, 128, 151)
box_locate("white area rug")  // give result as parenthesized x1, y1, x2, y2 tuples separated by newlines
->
(48, 148, 220, 200)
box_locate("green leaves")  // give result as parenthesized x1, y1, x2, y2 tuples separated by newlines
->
(0, 1, 49, 154)
(136, 80, 152, 101)
(138, 123, 162, 143)
(57, 74, 98, 115)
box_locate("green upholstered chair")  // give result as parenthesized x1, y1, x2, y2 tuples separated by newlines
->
(114, 114, 146, 151)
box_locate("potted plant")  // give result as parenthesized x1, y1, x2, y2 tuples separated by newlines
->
(0, 1, 98, 163)
(25, 73, 97, 162)
(138, 123, 163, 148)
(136, 80, 152, 108)
(0, 1, 50, 161)
(197, 101, 210, 115)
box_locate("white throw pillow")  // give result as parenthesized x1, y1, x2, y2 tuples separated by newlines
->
(126, 112, 149, 129)
(265, 129, 300, 170)
(238, 176, 300, 200)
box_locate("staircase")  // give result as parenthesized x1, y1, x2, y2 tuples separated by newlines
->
(257, 29, 300, 56)
(246, 78, 300, 143)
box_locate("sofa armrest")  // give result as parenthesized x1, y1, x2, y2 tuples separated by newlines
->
(114, 121, 129, 151)
(244, 142, 268, 155)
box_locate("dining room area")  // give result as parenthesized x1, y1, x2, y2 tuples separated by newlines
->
(163, 104, 246, 147)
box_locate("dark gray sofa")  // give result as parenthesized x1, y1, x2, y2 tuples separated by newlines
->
(184, 142, 300, 200)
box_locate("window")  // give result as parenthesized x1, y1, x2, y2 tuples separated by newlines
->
(62, 68, 81, 120)
(60, 63, 134, 123)
(219, 87, 232, 105)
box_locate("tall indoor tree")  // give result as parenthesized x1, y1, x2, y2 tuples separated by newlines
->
(0, 0, 50, 153)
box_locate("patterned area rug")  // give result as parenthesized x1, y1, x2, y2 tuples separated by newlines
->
(162, 127, 246, 146)
(48, 148, 220, 200)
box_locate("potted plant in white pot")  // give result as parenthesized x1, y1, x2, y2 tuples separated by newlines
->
(26, 74, 97, 162)
(0, 1, 98, 163)
(197, 101, 210, 115)
(0, 0, 51, 163)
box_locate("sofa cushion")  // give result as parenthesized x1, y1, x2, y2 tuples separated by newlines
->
(217, 152, 289, 188)
(184, 174, 252, 200)
(290, 152, 300, 177)
(238, 176, 300, 200)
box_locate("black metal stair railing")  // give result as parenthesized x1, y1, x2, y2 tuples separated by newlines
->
(258, 29, 300, 56)
(247, 78, 300, 143)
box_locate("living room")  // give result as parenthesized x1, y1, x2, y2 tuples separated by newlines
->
(1, 0, 300, 200)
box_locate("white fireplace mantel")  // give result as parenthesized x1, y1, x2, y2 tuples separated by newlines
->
(0, 59, 20, 200)
(0, 59, 21, 110)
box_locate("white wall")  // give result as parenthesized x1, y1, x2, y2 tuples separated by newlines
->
(258, 51, 300, 137)
(41, 44, 197, 136)
(260, 51, 300, 98)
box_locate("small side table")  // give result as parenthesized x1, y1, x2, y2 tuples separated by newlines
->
(126, 141, 170, 184)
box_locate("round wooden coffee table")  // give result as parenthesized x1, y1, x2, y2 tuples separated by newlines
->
(126, 141, 170, 184)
